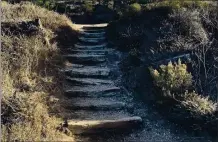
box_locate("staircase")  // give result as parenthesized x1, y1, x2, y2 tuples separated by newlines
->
(62, 24, 143, 135)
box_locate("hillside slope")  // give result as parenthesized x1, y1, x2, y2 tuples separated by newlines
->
(1, 1, 77, 141)
(107, 1, 218, 137)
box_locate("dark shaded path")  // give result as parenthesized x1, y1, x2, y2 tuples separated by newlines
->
(60, 24, 214, 142)
(62, 24, 142, 135)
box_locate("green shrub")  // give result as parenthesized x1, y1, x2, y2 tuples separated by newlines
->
(150, 60, 217, 115)
(150, 60, 192, 93)
(127, 3, 142, 16)
(182, 91, 217, 115)
(82, 1, 93, 13)
(33, 0, 56, 10)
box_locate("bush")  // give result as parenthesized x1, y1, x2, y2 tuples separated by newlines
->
(150, 60, 192, 94)
(82, 1, 93, 13)
(126, 3, 142, 16)
(182, 91, 217, 115)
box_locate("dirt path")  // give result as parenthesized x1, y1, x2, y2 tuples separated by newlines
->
(61, 24, 213, 142)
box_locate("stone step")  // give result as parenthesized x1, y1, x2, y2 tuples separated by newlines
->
(64, 98, 126, 110)
(59, 110, 131, 121)
(81, 29, 106, 33)
(65, 63, 85, 68)
(68, 116, 143, 134)
(64, 85, 120, 97)
(78, 37, 106, 43)
(75, 43, 107, 49)
(82, 26, 106, 31)
(63, 54, 106, 64)
(66, 77, 114, 85)
(64, 66, 110, 78)
(80, 31, 106, 38)
(66, 49, 113, 55)
(64, 63, 107, 72)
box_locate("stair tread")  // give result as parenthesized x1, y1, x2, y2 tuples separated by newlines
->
(68, 49, 113, 52)
(64, 66, 110, 77)
(79, 37, 105, 43)
(68, 116, 142, 125)
(64, 54, 106, 64)
(65, 63, 105, 69)
(68, 116, 143, 134)
(66, 49, 113, 55)
(75, 43, 107, 49)
(65, 97, 126, 110)
(80, 31, 106, 37)
(60, 110, 131, 120)
(79, 37, 106, 40)
(63, 54, 105, 58)
(66, 77, 114, 85)
(65, 85, 120, 93)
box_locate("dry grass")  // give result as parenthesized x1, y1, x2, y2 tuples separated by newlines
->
(182, 91, 217, 116)
(1, 1, 77, 141)
(1, 1, 77, 30)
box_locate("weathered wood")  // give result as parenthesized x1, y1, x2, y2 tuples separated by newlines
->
(80, 31, 106, 37)
(59, 110, 131, 121)
(68, 116, 143, 134)
(66, 49, 113, 55)
(75, 43, 107, 49)
(64, 85, 120, 97)
(63, 54, 106, 64)
(64, 66, 110, 78)
(66, 77, 113, 85)
(65, 98, 126, 110)
(78, 37, 106, 43)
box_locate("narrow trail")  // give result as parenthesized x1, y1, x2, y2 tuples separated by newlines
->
(61, 24, 213, 142)
(62, 24, 142, 135)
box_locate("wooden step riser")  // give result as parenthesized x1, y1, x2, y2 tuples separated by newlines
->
(65, 71, 110, 78)
(66, 78, 113, 86)
(79, 39, 106, 43)
(80, 32, 106, 38)
(68, 117, 143, 135)
(64, 90, 120, 98)
(64, 105, 126, 111)
(64, 58, 106, 65)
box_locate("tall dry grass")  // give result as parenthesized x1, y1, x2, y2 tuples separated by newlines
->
(1, 1, 76, 141)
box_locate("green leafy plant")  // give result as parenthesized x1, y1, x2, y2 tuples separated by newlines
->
(82, 1, 93, 13)
(150, 60, 192, 93)
(182, 91, 217, 115)
(126, 3, 142, 16)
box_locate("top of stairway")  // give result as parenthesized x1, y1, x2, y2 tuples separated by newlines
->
(76, 23, 108, 31)
(76, 23, 108, 28)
